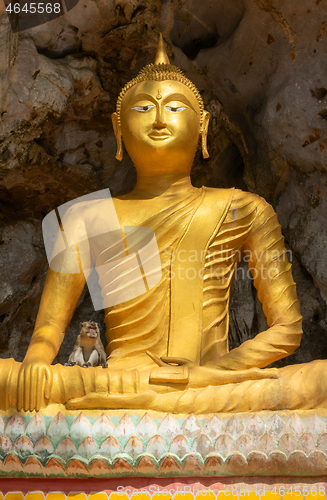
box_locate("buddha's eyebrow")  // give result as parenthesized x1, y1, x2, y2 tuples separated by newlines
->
(162, 93, 197, 113)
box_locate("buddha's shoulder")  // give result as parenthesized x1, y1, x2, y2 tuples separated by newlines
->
(61, 197, 112, 223)
(231, 188, 269, 207)
(204, 188, 275, 227)
(205, 187, 269, 209)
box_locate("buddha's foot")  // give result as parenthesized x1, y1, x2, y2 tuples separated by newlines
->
(65, 390, 157, 410)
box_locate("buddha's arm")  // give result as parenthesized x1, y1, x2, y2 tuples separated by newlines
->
(25, 269, 86, 362)
(209, 197, 303, 371)
(17, 205, 90, 411)
(17, 269, 86, 412)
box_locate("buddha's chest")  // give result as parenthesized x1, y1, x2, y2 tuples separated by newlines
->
(111, 197, 181, 227)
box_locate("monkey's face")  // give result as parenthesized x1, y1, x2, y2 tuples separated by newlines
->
(80, 321, 99, 339)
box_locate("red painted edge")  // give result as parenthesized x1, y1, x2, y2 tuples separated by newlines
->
(0, 477, 327, 495)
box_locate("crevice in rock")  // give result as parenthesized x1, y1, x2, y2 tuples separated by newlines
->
(311, 87, 326, 100)
(253, 0, 296, 47)
(170, 0, 244, 60)
(171, 8, 219, 60)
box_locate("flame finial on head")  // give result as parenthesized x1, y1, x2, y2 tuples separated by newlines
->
(154, 33, 170, 65)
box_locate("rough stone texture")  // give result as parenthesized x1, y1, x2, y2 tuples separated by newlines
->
(0, 0, 327, 365)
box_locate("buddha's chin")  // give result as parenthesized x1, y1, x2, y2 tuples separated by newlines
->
(134, 154, 194, 176)
(126, 139, 197, 170)
(135, 161, 193, 179)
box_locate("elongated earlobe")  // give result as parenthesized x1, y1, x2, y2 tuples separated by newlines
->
(115, 136, 123, 161)
(112, 112, 123, 161)
(201, 111, 210, 159)
(202, 134, 209, 159)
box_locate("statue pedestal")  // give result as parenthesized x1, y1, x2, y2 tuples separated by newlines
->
(1, 407, 327, 477)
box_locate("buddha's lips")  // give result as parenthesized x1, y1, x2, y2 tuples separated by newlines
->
(148, 132, 172, 141)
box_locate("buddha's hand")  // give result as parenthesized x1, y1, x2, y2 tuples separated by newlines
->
(147, 353, 278, 387)
(17, 358, 53, 412)
(188, 365, 279, 388)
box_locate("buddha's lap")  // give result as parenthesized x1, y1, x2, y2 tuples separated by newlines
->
(0, 357, 327, 411)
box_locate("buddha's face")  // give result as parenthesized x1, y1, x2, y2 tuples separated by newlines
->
(113, 79, 209, 177)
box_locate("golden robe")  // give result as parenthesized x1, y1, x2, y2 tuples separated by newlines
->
(102, 188, 302, 371)
(2, 188, 325, 413)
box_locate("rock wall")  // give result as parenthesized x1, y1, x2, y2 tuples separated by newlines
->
(0, 0, 326, 365)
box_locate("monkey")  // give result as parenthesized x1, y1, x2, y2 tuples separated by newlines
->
(65, 321, 108, 368)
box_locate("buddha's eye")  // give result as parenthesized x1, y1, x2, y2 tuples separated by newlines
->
(164, 106, 187, 113)
(131, 105, 155, 112)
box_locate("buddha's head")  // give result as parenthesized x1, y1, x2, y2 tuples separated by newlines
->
(112, 35, 210, 178)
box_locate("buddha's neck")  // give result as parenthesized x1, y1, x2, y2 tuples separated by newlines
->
(131, 175, 197, 199)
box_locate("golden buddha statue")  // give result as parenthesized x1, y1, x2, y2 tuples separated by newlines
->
(1, 35, 326, 414)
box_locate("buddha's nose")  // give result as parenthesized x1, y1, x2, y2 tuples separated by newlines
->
(154, 106, 166, 129)
(154, 121, 166, 129)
